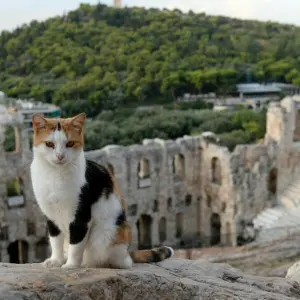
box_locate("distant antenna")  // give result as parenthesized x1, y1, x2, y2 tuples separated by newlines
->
(114, 0, 122, 8)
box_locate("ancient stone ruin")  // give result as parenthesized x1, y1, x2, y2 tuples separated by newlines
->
(0, 96, 300, 264)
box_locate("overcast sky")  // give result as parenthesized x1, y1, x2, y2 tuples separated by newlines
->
(1, 0, 300, 32)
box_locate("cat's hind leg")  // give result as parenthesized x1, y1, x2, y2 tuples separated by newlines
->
(107, 244, 133, 269)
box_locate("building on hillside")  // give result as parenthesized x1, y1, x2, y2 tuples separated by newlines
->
(3, 98, 61, 130)
(1, 96, 300, 263)
(237, 82, 300, 100)
(0, 91, 6, 101)
(178, 82, 300, 111)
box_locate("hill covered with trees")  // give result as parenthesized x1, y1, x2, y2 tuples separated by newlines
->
(0, 3, 300, 116)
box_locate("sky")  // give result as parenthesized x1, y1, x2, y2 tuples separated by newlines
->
(1, 0, 300, 32)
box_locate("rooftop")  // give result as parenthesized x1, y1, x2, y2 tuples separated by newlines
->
(237, 82, 299, 94)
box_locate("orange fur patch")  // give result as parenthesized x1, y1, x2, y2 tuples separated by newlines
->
(111, 222, 132, 246)
(32, 113, 86, 147)
(129, 250, 153, 263)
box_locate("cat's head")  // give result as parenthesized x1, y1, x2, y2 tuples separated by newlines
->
(32, 113, 86, 166)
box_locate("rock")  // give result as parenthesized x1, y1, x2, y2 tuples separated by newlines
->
(174, 233, 300, 278)
(286, 260, 300, 282)
(0, 259, 300, 299)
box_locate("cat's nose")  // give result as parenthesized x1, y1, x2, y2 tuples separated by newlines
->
(56, 154, 65, 161)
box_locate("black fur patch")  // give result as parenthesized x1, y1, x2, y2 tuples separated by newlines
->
(151, 247, 173, 262)
(151, 250, 162, 262)
(69, 221, 88, 244)
(56, 121, 61, 131)
(69, 159, 115, 244)
(47, 219, 60, 237)
(115, 209, 126, 226)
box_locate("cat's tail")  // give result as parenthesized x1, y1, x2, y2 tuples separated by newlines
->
(129, 246, 174, 263)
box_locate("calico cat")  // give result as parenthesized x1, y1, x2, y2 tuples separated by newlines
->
(30, 113, 174, 269)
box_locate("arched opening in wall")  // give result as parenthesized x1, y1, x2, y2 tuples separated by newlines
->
(136, 214, 153, 250)
(172, 154, 185, 180)
(221, 202, 226, 213)
(167, 197, 172, 210)
(175, 213, 184, 238)
(4, 126, 20, 152)
(211, 157, 222, 185)
(128, 204, 138, 216)
(138, 158, 151, 188)
(185, 194, 192, 206)
(27, 221, 36, 236)
(159, 217, 167, 243)
(35, 238, 49, 262)
(210, 213, 221, 246)
(0, 226, 8, 241)
(7, 240, 29, 263)
(268, 168, 278, 194)
(234, 204, 238, 215)
(7, 177, 25, 208)
(153, 200, 159, 212)
(206, 194, 212, 208)
(107, 163, 114, 176)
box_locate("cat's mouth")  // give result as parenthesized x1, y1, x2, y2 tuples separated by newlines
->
(54, 160, 67, 165)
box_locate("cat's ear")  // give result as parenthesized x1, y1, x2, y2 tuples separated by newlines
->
(71, 113, 86, 133)
(32, 114, 47, 130)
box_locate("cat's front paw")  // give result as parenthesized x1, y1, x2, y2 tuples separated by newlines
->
(43, 257, 65, 268)
(61, 262, 80, 269)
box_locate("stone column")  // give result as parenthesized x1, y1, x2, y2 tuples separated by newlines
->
(28, 241, 35, 263)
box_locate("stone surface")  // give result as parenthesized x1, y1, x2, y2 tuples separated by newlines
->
(1, 259, 300, 300)
(175, 233, 300, 278)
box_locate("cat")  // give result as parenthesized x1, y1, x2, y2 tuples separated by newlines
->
(30, 113, 174, 269)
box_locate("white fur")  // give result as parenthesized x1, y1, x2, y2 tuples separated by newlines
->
(164, 246, 174, 258)
(30, 129, 131, 269)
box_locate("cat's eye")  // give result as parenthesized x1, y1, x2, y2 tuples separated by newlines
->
(66, 141, 75, 148)
(45, 141, 55, 148)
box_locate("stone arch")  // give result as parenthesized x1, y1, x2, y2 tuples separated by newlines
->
(159, 217, 167, 243)
(7, 240, 29, 263)
(211, 157, 222, 185)
(172, 153, 185, 180)
(107, 163, 114, 176)
(138, 158, 151, 188)
(136, 214, 153, 250)
(0, 225, 8, 240)
(210, 213, 221, 246)
(268, 168, 278, 194)
(185, 194, 192, 206)
(138, 158, 150, 179)
(153, 200, 159, 212)
(167, 197, 172, 210)
(35, 238, 49, 262)
(128, 204, 137, 216)
(175, 213, 184, 238)
(7, 177, 25, 208)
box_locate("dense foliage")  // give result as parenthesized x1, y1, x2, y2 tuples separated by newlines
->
(0, 3, 300, 116)
(3, 107, 265, 152)
(82, 108, 266, 151)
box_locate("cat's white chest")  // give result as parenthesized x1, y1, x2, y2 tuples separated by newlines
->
(30, 160, 83, 233)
